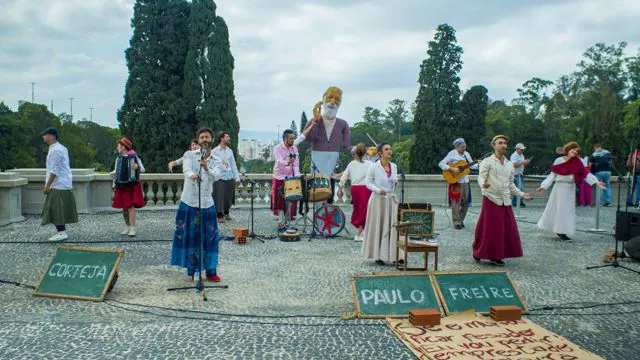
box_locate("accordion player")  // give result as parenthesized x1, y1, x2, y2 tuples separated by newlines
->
(114, 155, 140, 187)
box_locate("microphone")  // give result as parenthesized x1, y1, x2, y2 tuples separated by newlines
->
(399, 168, 405, 177)
(200, 147, 207, 160)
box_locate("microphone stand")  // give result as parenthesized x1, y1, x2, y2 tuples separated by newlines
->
(243, 173, 265, 243)
(307, 160, 319, 240)
(399, 169, 405, 204)
(168, 149, 228, 300)
(586, 144, 640, 275)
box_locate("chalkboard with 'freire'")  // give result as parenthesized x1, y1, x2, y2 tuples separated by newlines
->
(432, 271, 527, 315)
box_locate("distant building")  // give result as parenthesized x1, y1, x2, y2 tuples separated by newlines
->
(238, 138, 278, 161)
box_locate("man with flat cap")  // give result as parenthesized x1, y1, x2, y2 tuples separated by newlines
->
(41, 127, 77, 241)
(439, 138, 478, 229)
(474, 135, 532, 266)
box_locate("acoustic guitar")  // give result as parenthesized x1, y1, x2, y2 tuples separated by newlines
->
(442, 159, 479, 184)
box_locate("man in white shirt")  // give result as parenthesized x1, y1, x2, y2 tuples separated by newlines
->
(439, 138, 478, 229)
(474, 135, 532, 266)
(40, 127, 77, 242)
(170, 127, 224, 283)
(509, 143, 530, 207)
(212, 131, 241, 222)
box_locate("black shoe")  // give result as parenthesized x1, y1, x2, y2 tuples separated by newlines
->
(461, 223, 466, 228)
(519, 203, 527, 208)
(602, 203, 611, 207)
(489, 259, 505, 266)
(557, 234, 571, 241)
(375, 260, 385, 266)
(473, 256, 480, 263)
(397, 259, 405, 265)
(454, 224, 462, 229)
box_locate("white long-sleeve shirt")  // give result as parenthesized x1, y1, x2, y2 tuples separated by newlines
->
(180, 150, 223, 208)
(46, 142, 73, 190)
(478, 155, 524, 206)
(212, 145, 241, 182)
(438, 150, 478, 184)
(339, 160, 371, 187)
(540, 157, 598, 189)
(365, 161, 398, 195)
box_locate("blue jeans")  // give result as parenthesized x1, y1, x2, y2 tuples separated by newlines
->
(595, 171, 611, 205)
(512, 174, 524, 206)
(627, 174, 640, 205)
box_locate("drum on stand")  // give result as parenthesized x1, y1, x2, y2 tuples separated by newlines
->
(283, 176, 303, 201)
(313, 205, 346, 237)
(306, 174, 332, 202)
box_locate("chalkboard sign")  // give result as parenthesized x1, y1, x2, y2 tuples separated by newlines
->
(399, 210, 434, 236)
(352, 273, 442, 318)
(431, 271, 527, 315)
(33, 246, 124, 302)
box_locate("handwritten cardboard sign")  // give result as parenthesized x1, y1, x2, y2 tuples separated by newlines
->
(387, 314, 603, 360)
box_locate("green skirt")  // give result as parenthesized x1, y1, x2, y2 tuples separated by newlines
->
(41, 189, 78, 225)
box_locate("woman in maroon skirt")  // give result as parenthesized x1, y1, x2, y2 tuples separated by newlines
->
(338, 144, 372, 241)
(110, 138, 145, 236)
(474, 135, 532, 266)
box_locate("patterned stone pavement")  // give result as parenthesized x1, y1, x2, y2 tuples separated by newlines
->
(1, 202, 640, 359)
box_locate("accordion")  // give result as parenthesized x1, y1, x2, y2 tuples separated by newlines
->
(114, 155, 139, 187)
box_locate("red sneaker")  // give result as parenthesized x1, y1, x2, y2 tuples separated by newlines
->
(206, 274, 221, 282)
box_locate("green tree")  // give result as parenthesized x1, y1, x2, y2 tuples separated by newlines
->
(383, 99, 409, 143)
(514, 77, 553, 120)
(299, 111, 308, 132)
(200, 15, 240, 159)
(77, 120, 121, 171)
(289, 120, 297, 134)
(460, 85, 488, 157)
(362, 106, 383, 124)
(0, 103, 35, 170)
(118, 0, 191, 172)
(410, 24, 463, 173)
(298, 111, 310, 170)
(627, 50, 640, 102)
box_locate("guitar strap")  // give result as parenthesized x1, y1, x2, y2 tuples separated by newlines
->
(463, 153, 472, 204)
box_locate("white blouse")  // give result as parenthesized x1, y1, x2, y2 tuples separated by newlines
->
(540, 157, 598, 189)
(339, 160, 371, 187)
(365, 161, 398, 195)
(180, 150, 223, 208)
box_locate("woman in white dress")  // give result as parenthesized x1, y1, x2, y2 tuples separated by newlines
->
(362, 143, 403, 265)
(536, 142, 605, 240)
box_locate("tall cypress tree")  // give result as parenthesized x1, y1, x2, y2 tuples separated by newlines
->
(410, 24, 463, 173)
(459, 85, 489, 156)
(118, 0, 191, 172)
(298, 111, 310, 171)
(200, 14, 240, 158)
(183, 0, 215, 132)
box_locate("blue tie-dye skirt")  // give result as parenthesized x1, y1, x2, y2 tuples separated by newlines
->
(171, 201, 220, 276)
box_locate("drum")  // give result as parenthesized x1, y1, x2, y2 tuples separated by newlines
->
(306, 174, 332, 202)
(313, 205, 346, 237)
(114, 155, 139, 187)
(284, 176, 303, 201)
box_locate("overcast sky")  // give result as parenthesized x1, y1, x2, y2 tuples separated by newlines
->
(1, 0, 639, 134)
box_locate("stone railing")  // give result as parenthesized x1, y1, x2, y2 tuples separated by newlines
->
(0, 168, 626, 226)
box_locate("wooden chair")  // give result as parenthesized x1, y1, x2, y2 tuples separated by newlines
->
(395, 221, 439, 272)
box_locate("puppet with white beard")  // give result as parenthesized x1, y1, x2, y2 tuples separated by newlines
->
(295, 86, 352, 179)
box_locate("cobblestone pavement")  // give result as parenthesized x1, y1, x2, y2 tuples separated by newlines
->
(1, 203, 640, 359)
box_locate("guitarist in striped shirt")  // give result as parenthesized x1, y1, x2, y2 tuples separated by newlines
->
(439, 138, 479, 229)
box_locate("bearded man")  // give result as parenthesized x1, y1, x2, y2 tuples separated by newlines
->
(295, 86, 352, 177)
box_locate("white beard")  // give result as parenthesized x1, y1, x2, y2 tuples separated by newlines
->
(321, 103, 338, 120)
(322, 103, 338, 139)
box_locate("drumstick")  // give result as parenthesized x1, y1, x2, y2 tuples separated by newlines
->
(365, 133, 378, 147)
